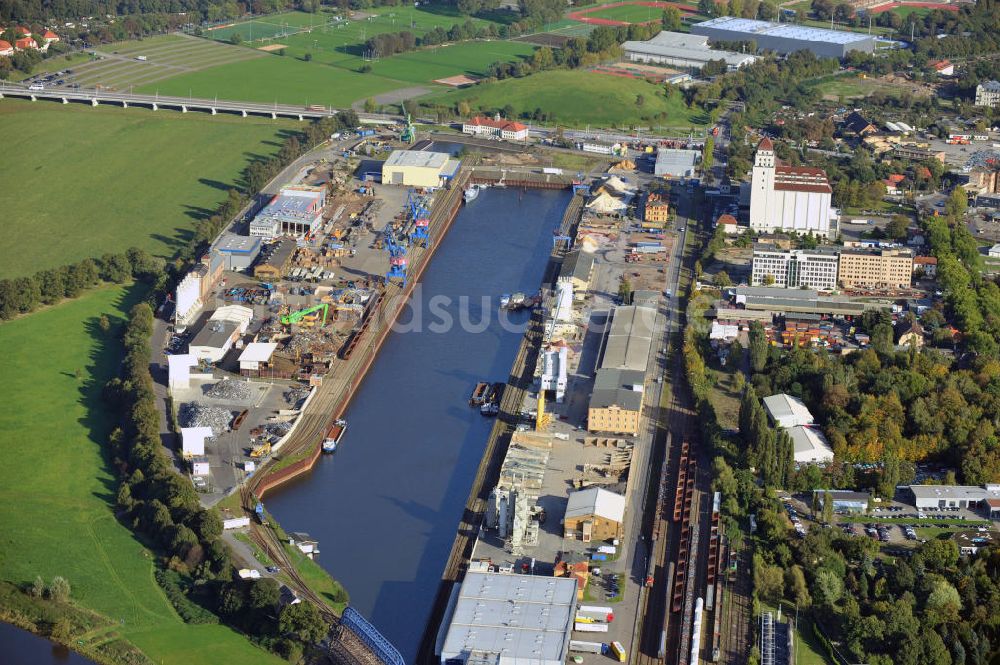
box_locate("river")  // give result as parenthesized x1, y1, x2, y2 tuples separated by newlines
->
(265, 187, 571, 661)
(0, 623, 94, 665)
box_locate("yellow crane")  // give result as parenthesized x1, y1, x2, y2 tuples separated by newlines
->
(535, 390, 552, 431)
(250, 441, 271, 459)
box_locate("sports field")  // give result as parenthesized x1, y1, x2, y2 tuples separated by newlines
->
(0, 286, 282, 665)
(206, 7, 507, 61)
(430, 68, 709, 128)
(361, 40, 535, 84)
(568, 1, 697, 25)
(0, 99, 291, 279)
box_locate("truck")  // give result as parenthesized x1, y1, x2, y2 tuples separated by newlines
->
(574, 622, 609, 633)
(610, 641, 627, 662)
(578, 606, 614, 622)
(846, 219, 870, 225)
(568, 641, 608, 654)
(135, 55, 147, 61)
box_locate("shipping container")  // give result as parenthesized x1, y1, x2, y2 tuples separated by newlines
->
(569, 641, 606, 654)
(574, 622, 609, 633)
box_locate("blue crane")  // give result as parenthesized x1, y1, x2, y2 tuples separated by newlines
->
(407, 189, 431, 246)
(383, 227, 408, 286)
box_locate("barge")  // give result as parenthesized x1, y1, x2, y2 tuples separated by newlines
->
(469, 382, 490, 406)
(322, 419, 347, 453)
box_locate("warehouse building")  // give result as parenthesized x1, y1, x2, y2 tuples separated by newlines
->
(382, 150, 460, 188)
(239, 342, 278, 377)
(763, 393, 814, 428)
(436, 572, 576, 665)
(733, 285, 879, 317)
(837, 247, 913, 289)
(908, 484, 1000, 510)
(253, 238, 297, 280)
(558, 249, 596, 296)
(249, 186, 326, 239)
(751, 244, 840, 290)
(189, 320, 240, 363)
(215, 233, 261, 272)
(600, 305, 656, 372)
(814, 489, 870, 513)
(621, 30, 757, 71)
(691, 16, 875, 58)
(588, 368, 645, 435)
(788, 425, 834, 464)
(655, 148, 701, 177)
(564, 487, 626, 542)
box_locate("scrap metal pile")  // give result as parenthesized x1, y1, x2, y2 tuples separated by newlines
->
(178, 403, 233, 437)
(964, 150, 1000, 171)
(205, 378, 255, 401)
(284, 387, 310, 406)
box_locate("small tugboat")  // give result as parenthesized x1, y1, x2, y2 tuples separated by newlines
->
(469, 382, 490, 406)
(322, 418, 347, 453)
(463, 184, 481, 203)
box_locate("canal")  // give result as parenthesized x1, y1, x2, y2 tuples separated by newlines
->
(265, 187, 571, 661)
(0, 623, 94, 665)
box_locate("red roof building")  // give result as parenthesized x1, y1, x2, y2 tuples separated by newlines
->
(750, 137, 834, 236)
(462, 115, 529, 141)
(42, 30, 59, 42)
(14, 26, 30, 36)
(931, 59, 954, 76)
(14, 37, 37, 50)
(773, 164, 833, 194)
(0, 40, 13, 56)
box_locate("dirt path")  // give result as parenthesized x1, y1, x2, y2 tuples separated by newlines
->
(349, 85, 434, 111)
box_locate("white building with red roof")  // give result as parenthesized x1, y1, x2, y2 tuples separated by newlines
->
(0, 40, 13, 56)
(14, 36, 37, 50)
(42, 30, 60, 43)
(462, 114, 529, 141)
(749, 138, 837, 238)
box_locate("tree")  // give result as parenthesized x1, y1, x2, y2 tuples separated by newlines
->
(250, 578, 280, 610)
(821, 490, 834, 525)
(786, 565, 811, 607)
(944, 188, 967, 218)
(229, 32, 242, 45)
(618, 274, 633, 304)
(99, 314, 111, 333)
(364, 97, 377, 113)
(887, 214, 909, 240)
(662, 6, 683, 30)
(749, 321, 768, 372)
(872, 322, 894, 355)
(753, 554, 784, 602)
(922, 539, 959, 571)
(31, 576, 45, 598)
(762, 274, 775, 286)
(303, 52, 312, 62)
(279, 602, 327, 644)
(636, 94, 645, 107)
(812, 568, 843, 608)
(699, 0, 719, 15)
(47, 576, 71, 602)
(716, 270, 731, 287)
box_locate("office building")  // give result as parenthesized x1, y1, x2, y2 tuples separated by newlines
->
(751, 243, 839, 290)
(975, 81, 1000, 108)
(837, 247, 913, 289)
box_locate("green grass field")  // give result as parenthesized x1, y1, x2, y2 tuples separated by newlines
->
(429, 68, 710, 128)
(362, 40, 534, 83)
(585, 4, 668, 22)
(10, 51, 92, 81)
(135, 53, 406, 106)
(0, 99, 291, 279)
(0, 286, 282, 664)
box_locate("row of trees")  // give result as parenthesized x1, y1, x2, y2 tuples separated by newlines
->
(0, 247, 165, 321)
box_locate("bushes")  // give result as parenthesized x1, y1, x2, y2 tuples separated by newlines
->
(155, 570, 219, 625)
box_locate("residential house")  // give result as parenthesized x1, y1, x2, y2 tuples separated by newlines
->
(0, 40, 12, 56)
(912, 255, 937, 277)
(883, 173, 905, 196)
(931, 59, 954, 76)
(896, 319, 924, 348)
(842, 111, 877, 136)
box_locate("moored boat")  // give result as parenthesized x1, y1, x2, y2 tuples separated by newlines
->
(323, 418, 347, 453)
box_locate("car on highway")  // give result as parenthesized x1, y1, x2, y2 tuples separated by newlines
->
(28, 83, 44, 90)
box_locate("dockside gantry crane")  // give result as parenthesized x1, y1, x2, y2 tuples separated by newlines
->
(383, 227, 409, 286)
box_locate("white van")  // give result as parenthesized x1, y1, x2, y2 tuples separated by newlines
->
(28, 83, 44, 91)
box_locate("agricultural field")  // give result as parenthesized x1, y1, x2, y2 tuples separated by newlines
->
(0, 286, 282, 665)
(0, 99, 291, 279)
(134, 54, 407, 107)
(54, 34, 264, 92)
(428, 68, 710, 128)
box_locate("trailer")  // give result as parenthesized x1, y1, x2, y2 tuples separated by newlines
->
(574, 622, 609, 633)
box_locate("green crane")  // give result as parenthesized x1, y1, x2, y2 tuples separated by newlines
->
(280, 303, 329, 327)
(401, 113, 415, 144)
